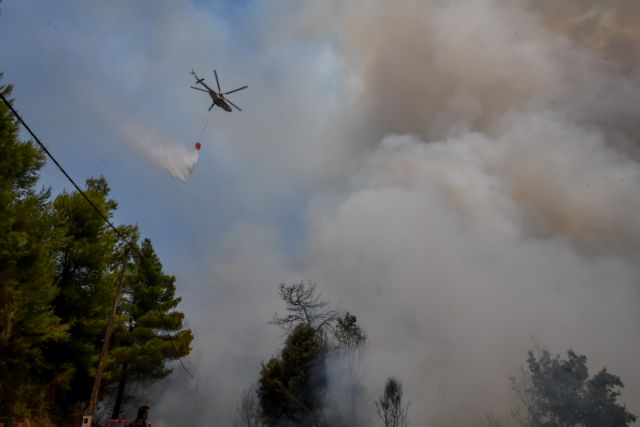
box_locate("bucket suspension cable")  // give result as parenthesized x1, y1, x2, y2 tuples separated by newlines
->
(195, 115, 211, 143)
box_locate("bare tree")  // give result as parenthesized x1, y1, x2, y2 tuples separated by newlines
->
(236, 385, 262, 427)
(375, 378, 410, 427)
(270, 282, 339, 336)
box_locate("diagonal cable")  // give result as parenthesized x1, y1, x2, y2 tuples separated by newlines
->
(1, 92, 196, 379)
(0, 92, 139, 254)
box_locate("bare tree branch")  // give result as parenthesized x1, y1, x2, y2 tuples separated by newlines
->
(270, 282, 339, 337)
(235, 385, 262, 427)
(375, 378, 411, 427)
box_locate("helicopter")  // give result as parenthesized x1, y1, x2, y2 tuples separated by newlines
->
(190, 69, 247, 112)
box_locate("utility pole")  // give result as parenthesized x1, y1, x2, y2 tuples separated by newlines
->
(82, 248, 130, 427)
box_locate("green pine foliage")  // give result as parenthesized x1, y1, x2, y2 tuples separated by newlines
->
(107, 238, 193, 417)
(0, 78, 67, 422)
(254, 284, 369, 426)
(114, 238, 193, 380)
(258, 324, 324, 425)
(45, 177, 121, 412)
(512, 349, 637, 427)
(0, 76, 192, 422)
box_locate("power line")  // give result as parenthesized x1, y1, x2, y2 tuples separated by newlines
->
(0, 92, 139, 256)
(179, 358, 195, 379)
(0, 92, 196, 383)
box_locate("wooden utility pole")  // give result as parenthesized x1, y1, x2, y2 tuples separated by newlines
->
(82, 248, 130, 427)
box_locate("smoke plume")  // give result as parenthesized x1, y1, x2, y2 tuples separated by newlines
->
(299, 0, 640, 424)
(89, 88, 201, 183)
(119, 0, 640, 425)
(120, 122, 199, 182)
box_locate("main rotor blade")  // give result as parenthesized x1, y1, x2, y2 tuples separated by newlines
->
(226, 98, 242, 111)
(213, 69, 221, 92)
(192, 78, 215, 92)
(224, 85, 248, 95)
(190, 86, 208, 92)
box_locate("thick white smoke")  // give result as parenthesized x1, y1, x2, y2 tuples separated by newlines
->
(89, 88, 201, 183)
(299, 0, 640, 424)
(134, 0, 640, 425)
(307, 121, 640, 424)
(120, 121, 200, 182)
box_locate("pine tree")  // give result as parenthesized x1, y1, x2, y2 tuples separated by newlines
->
(0, 77, 66, 422)
(512, 348, 637, 427)
(108, 238, 193, 418)
(258, 324, 324, 425)
(46, 176, 121, 412)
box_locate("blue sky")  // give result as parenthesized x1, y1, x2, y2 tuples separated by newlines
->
(0, 0, 333, 271)
(1, 2, 356, 420)
(3, 1, 640, 425)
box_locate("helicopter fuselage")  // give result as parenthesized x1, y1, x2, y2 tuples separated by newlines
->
(208, 91, 232, 112)
(190, 69, 245, 113)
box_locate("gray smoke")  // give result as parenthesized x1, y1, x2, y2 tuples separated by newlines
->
(138, 1, 640, 425)
(302, 0, 640, 424)
(119, 121, 200, 182)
